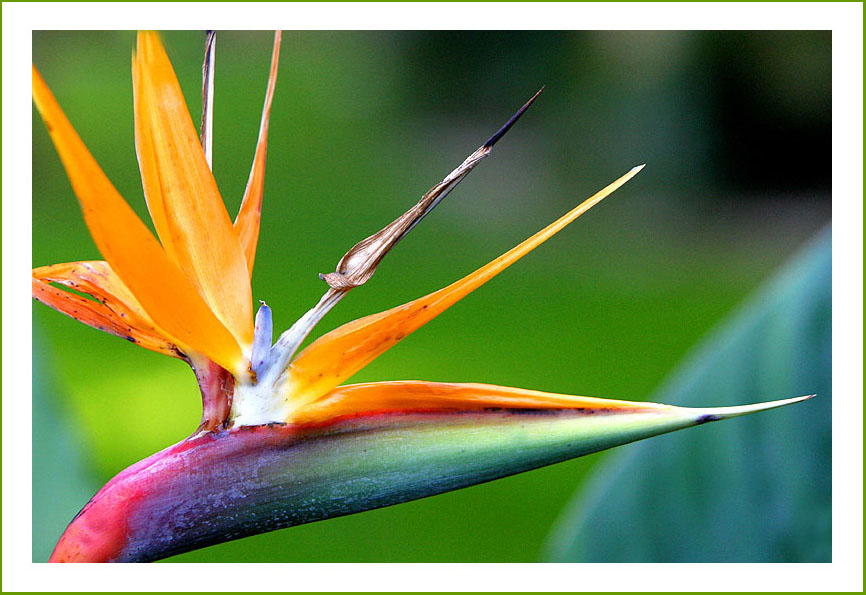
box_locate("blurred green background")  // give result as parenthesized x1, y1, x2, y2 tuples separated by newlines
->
(32, 31, 830, 562)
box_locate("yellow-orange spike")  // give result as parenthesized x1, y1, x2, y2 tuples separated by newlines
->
(32, 65, 244, 375)
(292, 380, 668, 424)
(283, 166, 644, 415)
(133, 31, 253, 351)
(33, 262, 183, 359)
(235, 30, 282, 276)
(132, 48, 176, 260)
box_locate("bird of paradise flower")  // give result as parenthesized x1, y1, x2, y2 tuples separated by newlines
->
(32, 31, 811, 562)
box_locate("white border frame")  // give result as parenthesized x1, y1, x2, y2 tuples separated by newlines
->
(4, 2, 862, 592)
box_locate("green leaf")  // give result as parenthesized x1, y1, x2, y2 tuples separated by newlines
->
(543, 226, 831, 562)
(32, 328, 101, 562)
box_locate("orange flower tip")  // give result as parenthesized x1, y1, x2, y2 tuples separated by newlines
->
(613, 164, 644, 187)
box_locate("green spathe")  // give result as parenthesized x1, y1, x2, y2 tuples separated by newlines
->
(58, 394, 807, 562)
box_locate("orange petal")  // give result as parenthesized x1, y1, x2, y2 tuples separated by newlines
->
(133, 31, 253, 351)
(33, 262, 182, 358)
(284, 166, 644, 411)
(235, 31, 282, 276)
(32, 65, 245, 375)
(291, 380, 669, 425)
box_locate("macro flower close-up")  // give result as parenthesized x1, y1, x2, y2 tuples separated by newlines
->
(29, 28, 834, 566)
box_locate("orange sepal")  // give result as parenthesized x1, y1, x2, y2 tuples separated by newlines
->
(235, 31, 282, 276)
(133, 31, 253, 350)
(32, 65, 245, 375)
(291, 380, 668, 425)
(33, 261, 182, 359)
(284, 166, 644, 410)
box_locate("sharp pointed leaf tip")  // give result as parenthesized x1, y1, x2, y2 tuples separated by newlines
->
(690, 394, 815, 423)
(483, 86, 544, 148)
(318, 87, 545, 295)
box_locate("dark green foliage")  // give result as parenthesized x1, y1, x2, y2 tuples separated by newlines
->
(545, 227, 831, 562)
